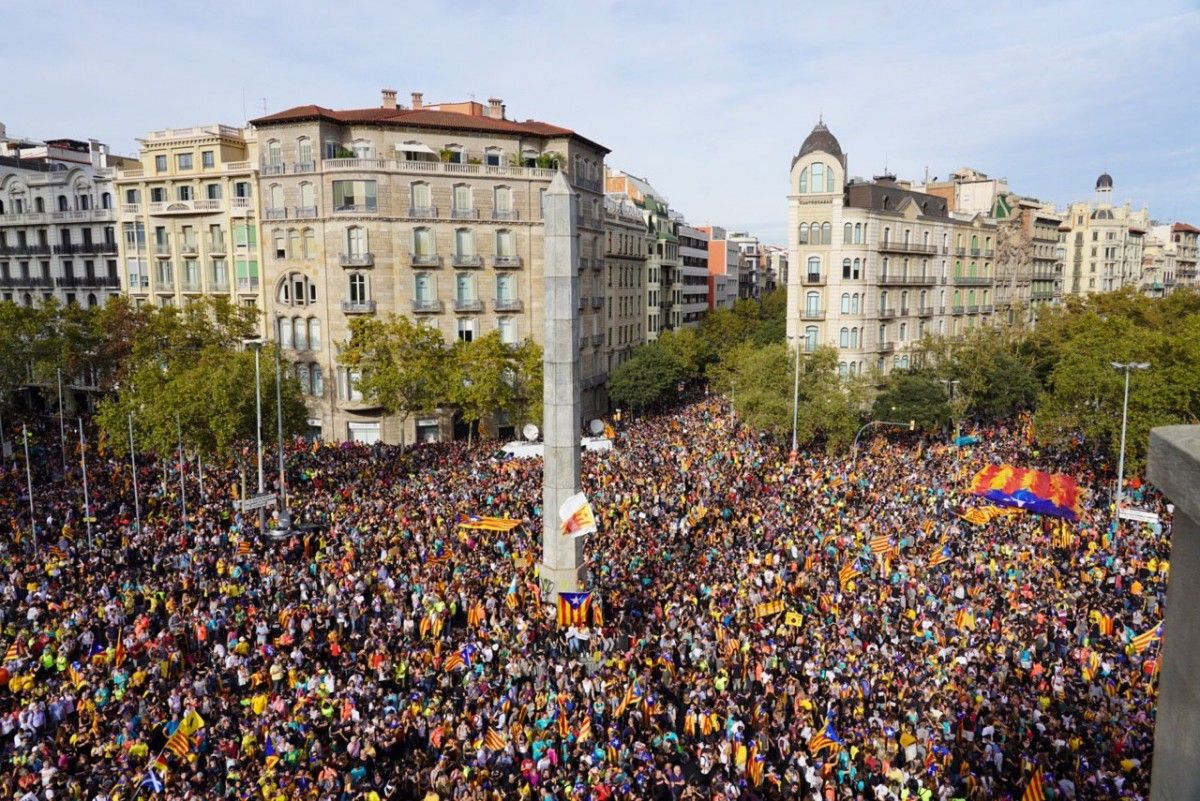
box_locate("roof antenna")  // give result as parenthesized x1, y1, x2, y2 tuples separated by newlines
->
(260, 98, 268, 116)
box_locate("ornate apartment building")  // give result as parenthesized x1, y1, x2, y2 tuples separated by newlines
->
(676, 221, 711, 327)
(787, 122, 999, 378)
(603, 194, 647, 374)
(114, 125, 265, 320)
(248, 90, 609, 443)
(0, 125, 125, 307)
(1059, 174, 1150, 296)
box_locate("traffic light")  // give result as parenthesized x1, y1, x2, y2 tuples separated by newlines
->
(909, 420, 916, 431)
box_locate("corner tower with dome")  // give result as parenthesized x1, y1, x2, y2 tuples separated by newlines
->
(1057, 171, 1152, 296)
(786, 121, 999, 380)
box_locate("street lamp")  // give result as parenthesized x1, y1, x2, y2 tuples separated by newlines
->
(1111, 361, 1150, 529)
(938, 379, 961, 444)
(244, 338, 268, 536)
(272, 316, 290, 532)
(789, 335, 802, 453)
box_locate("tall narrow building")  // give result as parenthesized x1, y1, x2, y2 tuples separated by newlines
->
(249, 90, 609, 442)
(1059, 174, 1150, 296)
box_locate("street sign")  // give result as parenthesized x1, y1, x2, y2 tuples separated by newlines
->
(237, 493, 277, 512)
(1119, 507, 1159, 525)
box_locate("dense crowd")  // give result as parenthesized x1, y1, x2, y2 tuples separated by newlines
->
(0, 397, 1170, 800)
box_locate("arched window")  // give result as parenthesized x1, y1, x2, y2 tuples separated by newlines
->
(807, 256, 820, 280)
(851, 294, 860, 314)
(494, 186, 513, 216)
(968, 290, 977, 305)
(899, 322, 907, 342)
(269, 184, 283, 211)
(953, 290, 962, 306)
(35, 197, 45, 212)
(810, 163, 824, 192)
(900, 290, 909, 310)
(806, 291, 821, 316)
(101, 193, 112, 210)
(826, 166, 835, 192)
(279, 316, 293, 348)
(294, 317, 308, 350)
(484, 147, 503, 167)
(413, 226, 434, 256)
(840, 292, 850, 314)
(288, 229, 300, 258)
(880, 290, 889, 311)
(297, 137, 313, 166)
(455, 227, 474, 256)
(839, 327, 849, 348)
(302, 228, 316, 259)
(804, 326, 818, 353)
(311, 364, 323, 396)
(842, 258, 851, 279)
(849, 362, 857, 377)
(919, 290, 927, 309)
(410, 181, 432, 213)
(299, 182, 315, 210)
(854, 223, 863, 244)
(852, 258, 861, 279)
(266, 139, 282, 165)
(495, 229, 514, 257)
(308, 318, 321, 350)
(882, 196, 890, 210)
(844, 223, 853, 243)
(58, 195, 69, 211)
(352, 139, 373, 158)
(903, 229, 911, 245)
(798, 167, 808, 193)
(851, 328, 860, 348)
(296, 364, 310, 394)
(883, 226, 891, 244)
(821, 222, 832, 244)
(452, 183, 472, 214)
(971, 234, 979, 250)
(798, 223, 809, 244)
(955, 261, 963, 278)
(839, 362, 848, 378)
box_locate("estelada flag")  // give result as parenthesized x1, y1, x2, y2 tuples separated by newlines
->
(1022, 768, 1045, 801)
(1131, 623, 1163, 654)
(559, 492, 597, 538)
(838, 562, 861, 590)
(557, 592, 592, 628)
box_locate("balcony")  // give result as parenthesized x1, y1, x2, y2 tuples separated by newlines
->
(411, 253, 441, 267)
(983, 249, 995, 258)
(954, 247, 966, 256)
(121, 203, 141, 215)
(293, 206, 318, 219)
(899, 306, 909, 316)
(951, 305, 965, 315)
(878, 240, 937, 255)
(56, 275, 121, 289)
(453, 299, 483, 313)
(591, 297, 604, 309)
(208, 236, 227, 253)
(209, 277, 229, 292)
(339, 252, 374, 268)
(1031, 290, 1056, 301)
(577, 213, 602, 230)
(801, 308, 825, 321)
(293, 161, 316, 174)
(493, 255, 522, 269)
(574, 174, 602, 193)
(317, 157, 557, 181)
(153, 244, 172, 257)
(235, 277, 259, 292)
(156, 278, 175, 291)
(917, 306, 935, 316)
(333, 204, 377, 214)
(493, 298, 523, 312)
(264, 207, 288, 220)
(452, 254, 483, 268)
(180, 241, 199, 256)
(342, 300, 376, 314)
(408, 206, 438, 219)
(966, 304, 980, 314)
(969, 248, 980, 257)
(180, 280, 203, 293)
(802, 273, 825, 286)
(231, 197, 253, 213)
(591, 334, 605, 346)
(147, 199, 226, 215)
(878, 274, 937, 286)
(878, 308, 896, 319)
(0, 276, 53, 288)
(979, 304, 994, 314)
(450, 207, 479, 220)
(411, 299, 444, 313)
(954, 275, 993, 286)
(491, 209, 520, 221)
(260, 162, 287, 176)
(128, 275, 150, 291)
(0, 244, 51, 256)
(877, 341, 895, 354)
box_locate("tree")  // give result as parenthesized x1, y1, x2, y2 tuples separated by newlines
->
(448, 332, 516, 446)
(342, 315, 451, 445)
(657, 327, 713, 381)
(870, 370, 951, 432)
(507, 338, 544, 428)
(608, 340, 685, 412)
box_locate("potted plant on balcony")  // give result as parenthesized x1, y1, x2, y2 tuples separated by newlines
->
(535, 152, 563, 170)
(438, 148, 457, 163)
(333, 145, 355, 159)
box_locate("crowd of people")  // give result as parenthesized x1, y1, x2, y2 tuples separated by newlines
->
(0, 396, 1170, 800)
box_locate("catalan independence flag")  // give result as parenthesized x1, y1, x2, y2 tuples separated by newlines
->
(968, 464, 1081, 520)
(1022, 768, 1045, 801)
(928, 543, 952, 568)
(1131, 623, 1163, 654)
(807, 717, 844, 756)
(557, 591, 593, 628)
(164, 729, 192, 760)
(558, 492, 598, 538)
(838, 562, 861, 590)
(457, 515, 523, 533)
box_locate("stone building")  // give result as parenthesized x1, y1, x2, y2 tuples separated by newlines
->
(700, 225, 742, 310)
(602, 194, 648, 375)
(605, 171, 678, 341)
(1059, 173, 1150, 297)
(675, 220, 710, 327)
(0, 123, 127, 307)
(248, 90, 609, 443)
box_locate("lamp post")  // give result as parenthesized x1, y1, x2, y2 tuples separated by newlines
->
(273, 317, 289, 531)
(22, 424, 36, 549)
(56, 367, 67, 473)
(176, 412, 187, 531)
(78, 418, 93, 548)
(1111, 361, 1149, 531)
(938, 379, 961, 444)
(790, 335, 802, 453)
(244, 338, 267, 535)
(128, 411, 141, 535)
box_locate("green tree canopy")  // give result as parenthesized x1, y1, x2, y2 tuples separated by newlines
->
(608, 340, 686, 412)
(870, 370, 952, 432)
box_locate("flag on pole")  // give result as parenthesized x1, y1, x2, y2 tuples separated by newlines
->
(140, 768, 164, 794)
(1090, 610, 1115, 636)
(558, 492, 598, 538)
(838, 562, 861, 590)
(557, 591, 593, 628)
(1131, 623, 1163, 654)
(164, 730, 192, 760)
(577, 714, 593, 743)
(928, 543, 952, 568)
(467, 603, 486, 628)
(807, 717, 844, 756)
(869, 535, 891, 555)
(179, 709, 206, 736)
(113, 631, 127, 668)
(483, 729, 507, 751)
(457, 514, 522, 532)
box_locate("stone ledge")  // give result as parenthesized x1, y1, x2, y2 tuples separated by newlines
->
(1148, 425, 1200, 525)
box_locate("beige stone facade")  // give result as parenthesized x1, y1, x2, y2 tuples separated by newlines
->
(114, 125, 265, 324)
(249, 92, 608, 443)
(1059, 174, 1150, 296)
(602, 195, 647, 374)
(787, 122, 999, 379)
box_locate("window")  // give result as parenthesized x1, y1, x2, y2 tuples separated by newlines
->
(288, 229, 300, 258)
(798, 167, 808, 193)
(851, 294, 860, 314)
(844, 223, 853, 244)
(455, 272, 475, 302)
(485, 147, 502, 167)
(498, 317, 516, 345)
(495, 229, 514, 257)
(177, 153, 193, 170)
(840, 292, 850, 314)
(494, 186, 512, 214)
(810, 163, 824, 192)
(201, 151, 215, 168)
(346, 226, 367, 256)
(155, 155, 167, 173)
(124, 188, 140, 205)
(852, 258, 861, 279)
(806, 256, 820, 280)
(177, 185, 193, 201)
(899, 323, 906, 342)
(296, 364, 310, 393)
(805, 291, 821, 316)
(805, 326, 818, 353)
(302, 229, 316, 259)
(798, 223, 809, 244)
(348, 273, 369, 304)
(843, 258, 851, 279)
(455, 228, 474, 256)
(414, 272, 434, 301)
(299, 182, 315, 210)
(297, 138, 313, 166)
(821, 222, 832, 244)
(206, 183, 222, 200)
(452, 184, 472, 213)
(294, 317, 308, 350)
(311, 365, 324, 396)
(152, 187, 167, 203)
(352, 139, 372, 159)
(443, 145, 463, 165)
(496, 273, 514, 301)
(839, 327, 849, 348)
(332, 180, 377, 212)
(414, 227, 434, 256)
(274, 231, 286, 259)
(410, 182, 432, 213)
(457, 319, 476, 342)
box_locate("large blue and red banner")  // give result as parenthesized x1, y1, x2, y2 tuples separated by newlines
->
(967, 464, 1081, 521)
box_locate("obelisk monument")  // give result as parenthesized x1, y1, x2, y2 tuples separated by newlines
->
(540, 172, 585, 596)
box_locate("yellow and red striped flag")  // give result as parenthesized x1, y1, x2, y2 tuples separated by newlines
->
(869, 535, 890, 555)
(483, 729, 507, 751)
(1022, 768, 1045, 801)
(165, 729, 192, 760)
(838, 562, 861, 590)
(1131, 623, 1163, 654)
(577, 714, 593, 743)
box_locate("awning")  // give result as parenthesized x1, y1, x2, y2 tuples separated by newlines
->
(396, 141, 434, 154)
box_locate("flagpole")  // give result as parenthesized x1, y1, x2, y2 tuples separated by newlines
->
(22, 424, 36, 549)
(129, 412, 141, 535)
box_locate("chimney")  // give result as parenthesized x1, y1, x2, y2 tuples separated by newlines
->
(411, 92, 423, 110)
(487, 97, 504, 120)
(381, 88, 397, 110)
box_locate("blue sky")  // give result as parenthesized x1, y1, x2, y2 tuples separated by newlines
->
(6, 1, 1197, 244)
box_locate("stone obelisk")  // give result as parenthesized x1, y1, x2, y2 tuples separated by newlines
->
(540, 172, 585, 596)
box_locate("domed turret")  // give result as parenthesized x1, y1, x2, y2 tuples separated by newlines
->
(1096, 172, 1113, 190)
(798, 120, 842, 160)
